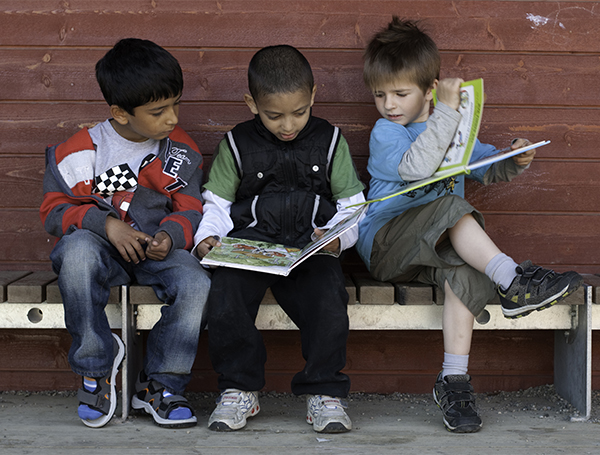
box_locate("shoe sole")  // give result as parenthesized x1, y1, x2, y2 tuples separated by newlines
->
(80, 333, 125, 428)
(443, 420, 483, 433)
(502, 278, 582, 319)
(313, 421, 352, 433)
(131, 396, 197, 428)
(307, 411, 352, 433)
(207, 403, 260, 431)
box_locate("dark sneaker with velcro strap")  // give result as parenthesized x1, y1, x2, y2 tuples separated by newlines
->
(433, 372, 482, 433)
(499, 260, 583, 319)
(131, 371, 197, 428)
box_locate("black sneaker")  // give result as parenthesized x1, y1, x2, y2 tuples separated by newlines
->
(433, 372, 482, 433)
(499, 260, 583, 319)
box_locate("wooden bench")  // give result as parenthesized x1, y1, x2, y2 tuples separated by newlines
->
(0, 270, 594, 421)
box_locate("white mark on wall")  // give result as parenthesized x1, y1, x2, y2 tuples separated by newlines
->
(524, 5, 599, 46)
(526, 13, 549, 28)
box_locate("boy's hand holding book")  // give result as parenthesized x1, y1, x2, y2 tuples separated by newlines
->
(196, 235, 221, 259)
(436, 78, 464, 110)
(510, 138, 535, 167)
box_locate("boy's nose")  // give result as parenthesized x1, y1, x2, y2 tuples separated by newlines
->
(281, 117, 293, 133)
(384, 96, 395, 110)
(166, 107, 178, 125)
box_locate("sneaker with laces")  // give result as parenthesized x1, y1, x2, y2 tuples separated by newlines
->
(499, 260, 583, 319)
(433, 372, 482, 433)
(306, 395, 352, 433)
(207, 389, 260, 431)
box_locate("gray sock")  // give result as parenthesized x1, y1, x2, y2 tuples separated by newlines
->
(485, 253, 518, 290)
(442, 352, 469, 377)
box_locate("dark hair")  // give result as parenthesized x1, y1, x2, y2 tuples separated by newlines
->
(363, 17, 440, 94)
(95, 38, 183, 114)
(248, 45, 314, 100)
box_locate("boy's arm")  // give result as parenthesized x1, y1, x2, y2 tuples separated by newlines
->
(397, 102, 462, 181)
(315, 135, 366, 253)
(40, 159, 114, 240)
(469, 138, 533, 185)
(154, 160, 204, 251)
(193, 190, 234, 258)
(193, 139, 239, 258)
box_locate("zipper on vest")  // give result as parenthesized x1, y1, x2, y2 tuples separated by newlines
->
(282, 147, 296, 244)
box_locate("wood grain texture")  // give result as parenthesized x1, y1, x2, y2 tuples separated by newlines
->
(3, 49, 600, 106)
(2, 1, 600, 52)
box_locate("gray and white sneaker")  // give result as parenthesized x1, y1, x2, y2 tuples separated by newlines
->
(306, 395, 352, 433)
(208, 389, 260, 431)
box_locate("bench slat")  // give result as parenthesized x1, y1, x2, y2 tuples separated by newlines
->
(352, 274, 395, 305)
(7, 271, 57, 303)
(0, 271, 31, 302)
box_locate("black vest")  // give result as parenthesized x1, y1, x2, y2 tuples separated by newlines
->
(226, 115, 340, 248)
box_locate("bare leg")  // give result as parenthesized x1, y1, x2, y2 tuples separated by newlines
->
(442, 280, 474, 355)
(447, 213, 502, 274)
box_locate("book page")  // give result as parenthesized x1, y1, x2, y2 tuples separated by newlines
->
(201, 238, 302, 275)
(434, 79, 484, 174)
(200, 205, 367, 276)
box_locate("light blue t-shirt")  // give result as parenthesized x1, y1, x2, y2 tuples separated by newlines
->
(356, 118, 499, 270)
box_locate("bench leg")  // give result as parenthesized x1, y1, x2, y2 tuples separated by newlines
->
(554, 285, 591, 421)
(120, 285, 143, 421)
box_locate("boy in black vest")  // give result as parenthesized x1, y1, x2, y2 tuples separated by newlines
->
(194, 45, 365, 433)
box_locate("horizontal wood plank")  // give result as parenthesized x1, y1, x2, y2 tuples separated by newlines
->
(3, 49, 600, 106)
(7, 271, 58, 303)
(3, 155, 597, 214)
(4, 103, 600, 163)
(2, 2, 599, 53)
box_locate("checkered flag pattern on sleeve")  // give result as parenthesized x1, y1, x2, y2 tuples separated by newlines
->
(93, 164, 138, 197)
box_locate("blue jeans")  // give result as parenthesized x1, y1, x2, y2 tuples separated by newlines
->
(50, 229, 211, 393)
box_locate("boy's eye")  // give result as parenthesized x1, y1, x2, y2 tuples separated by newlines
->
(294, 111, 306, 117)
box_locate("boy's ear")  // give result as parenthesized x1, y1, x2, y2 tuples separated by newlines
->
(110, 105, 130, 125)
(310, 84, 317, 106)
(425, 79, 438, 102)
(244, 94, 259, 115)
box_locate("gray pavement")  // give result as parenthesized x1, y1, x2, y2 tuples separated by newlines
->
(1, 387, 600, 454)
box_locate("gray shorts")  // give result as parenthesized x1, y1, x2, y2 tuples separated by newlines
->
(370, 194, 496, 316)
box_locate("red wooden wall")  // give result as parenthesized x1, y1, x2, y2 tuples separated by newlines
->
(1, 1, 599, 393)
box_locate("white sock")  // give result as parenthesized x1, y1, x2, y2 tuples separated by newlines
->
(442, 352, 469, 377)
(485, 253, 518, 290)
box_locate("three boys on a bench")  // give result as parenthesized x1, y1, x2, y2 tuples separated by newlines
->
(41, 18, 582, 434)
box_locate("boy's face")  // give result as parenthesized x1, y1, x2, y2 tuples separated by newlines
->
(110, 94, 181, 142)
(372, 77, 435, 126)
(244, 86, 316, 142)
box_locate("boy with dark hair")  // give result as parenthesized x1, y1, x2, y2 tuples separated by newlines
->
(357, 18, 583, 433)
(194, 44, 366, 433)
(40, 38, 211, 428)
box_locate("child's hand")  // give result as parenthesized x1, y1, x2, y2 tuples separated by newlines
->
(313, 228, 340, 253)
(105, 216, 152, 264)
(195, 236, 221, 258)
(511, 138, 535, 167)
(436, 78, 464, 111)
(145, 231, 172, 261)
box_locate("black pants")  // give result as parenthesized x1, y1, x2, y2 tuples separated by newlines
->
(207, 255, 351, 397)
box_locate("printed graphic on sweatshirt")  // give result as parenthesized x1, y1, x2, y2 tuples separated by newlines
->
(93, 163, 137, 197)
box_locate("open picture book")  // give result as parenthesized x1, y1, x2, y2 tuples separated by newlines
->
(351, 79, 550, 207)
(200, 204, 367, 276)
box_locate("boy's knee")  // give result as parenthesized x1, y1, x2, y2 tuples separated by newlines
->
(51, 230, 107, 277)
